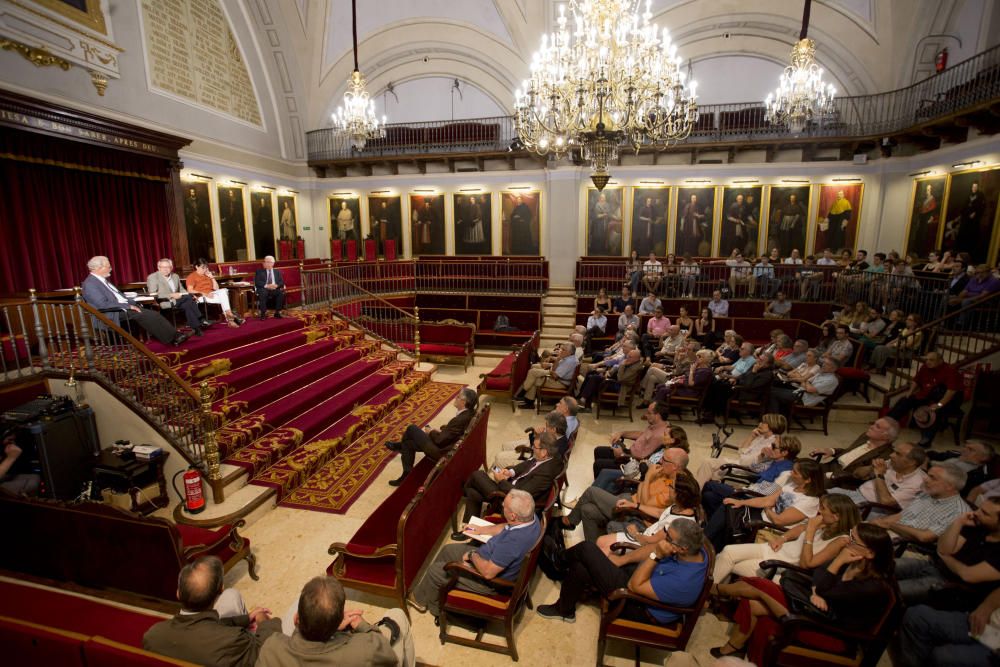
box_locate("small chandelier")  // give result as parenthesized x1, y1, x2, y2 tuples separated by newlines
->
(332, 0, 385, 150)
(765, 0, 836, 134)
(514, 0, 698, 190)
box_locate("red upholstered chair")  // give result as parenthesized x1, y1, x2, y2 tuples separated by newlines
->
(384, 239, 397, 261)
(364, 239, 377, 261)
(437, 515, 547, 661)
(837, 340, 871, 403)
(596, 540, 715, 667)
(277, 239, 293, 260)
(330, 239, 343, 260)
(346, 240, 358, 261)
(478, 332, 539, 412)
(84, 636, 200, 666)
(295, 239, 305, 259)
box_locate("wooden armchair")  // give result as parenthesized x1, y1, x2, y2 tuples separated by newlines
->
(535, 373, 578, 414)
(437, 515, 547, 661)
(594, 372, 643, 421)
(663, 380, 711, 424)
(596, 539, 715, 667)
(724, 387, 771, 426)
(756, 560, 901, 667)
(790, 383, 847, 435)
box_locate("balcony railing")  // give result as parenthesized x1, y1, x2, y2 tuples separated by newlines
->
(307, 43, 1000, 163)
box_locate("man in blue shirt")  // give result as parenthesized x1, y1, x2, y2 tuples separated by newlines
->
(536, 519, 708, 623)
(515, 343, 579, 409)
(408, 490, 541, 617)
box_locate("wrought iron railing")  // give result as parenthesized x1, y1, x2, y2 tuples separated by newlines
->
(0, 289, 225, 501)
(307, 43, 1000, 161)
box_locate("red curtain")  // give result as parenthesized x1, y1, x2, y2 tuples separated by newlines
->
(0, 131, 173, 295)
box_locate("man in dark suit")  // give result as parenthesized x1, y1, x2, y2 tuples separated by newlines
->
(456, 431, 563, 534)
(254, 255, 285, 319)
(812, 416, 900, 478)
(385, 387, 477, 486)
(730, 352, 775, 406)
(82, 255, 188, 346)
(143, 556, 282, 666)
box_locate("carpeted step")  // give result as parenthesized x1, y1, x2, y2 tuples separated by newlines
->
(217, 351, 400, 461)
(150, 316, 309, 366)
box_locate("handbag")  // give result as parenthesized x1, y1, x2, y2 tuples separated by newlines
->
(780, 569, 836, 622)
(725, 504, 762, 541)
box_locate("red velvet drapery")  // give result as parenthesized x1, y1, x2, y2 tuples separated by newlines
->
(0, 130, 174, 295)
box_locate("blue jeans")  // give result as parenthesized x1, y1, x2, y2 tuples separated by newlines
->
(892, 605, 1000, 667)
(895, 557, 947, 606)
(593, 468, 624, 493)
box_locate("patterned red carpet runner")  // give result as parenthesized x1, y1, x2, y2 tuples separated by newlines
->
(280, 380, 465, 514)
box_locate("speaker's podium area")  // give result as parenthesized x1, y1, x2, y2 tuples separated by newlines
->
(3, 0, 1000, 665)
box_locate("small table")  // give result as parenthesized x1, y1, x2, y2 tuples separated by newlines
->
(92, 449, 170, 515)
(217, 275, 255, 316)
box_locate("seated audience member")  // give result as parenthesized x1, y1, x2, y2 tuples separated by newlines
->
(692, 307, 716, 346)
(611, 285, 635, 314)
(730, 352, 775, 406)
(928, 439, 996, 496)
(491, 409, 568, 470)
(751, 255, 780, 298)
(763, 291, 792, 319)
(858, 309, 904, 360)
(894, 587, 1000, 667)
(188, 258, 245, 328)
(955, 263, 1000, 310)
(651, 324, 686, 363)
(869, 462, 970, 544)
(514, 343, 578, 409)
(385, 388, 476, 485)
(887, 350, 963, 447)
(257, 576, 413, 667)
(773, 338, 808, 371)
(678, 253, 700, 298)
(594, 472, 700, 558)
(591, 402, 669, 478)
(710, 523, 896, 664)
(577, 308, 607, 351)
(714, 330, 742, 366)
(568, 333, 585, 360)
(536, 519, 708, 624)
(811, 416, 900, 477)
(701, 436, 802, 518)
(778, 347, 821, 386)
(708, 289, 729, 317)
(769, 334, 793, 362)
(825, 325, 855, 365)
(704, 347, 771, 416)
(727, 252, 753, 295)
(588, 330, 634, 364)
(713, 493, 859, 585)
(410, 490, 540, 617)
(82, 255, 189, 346)
(593, 287, 612, 313)
(797, 255, 824, 300)
(894, 493, 1000, 606)
(714, 341, 755, 379)
(870, 313, 923, 372)
(828, 441, 927, 513)
(640, 306, 672, 358)
(143, 556, 281, 666)
(653, 348, 713, 405)
(563, 448, 687, 543)
(458, 432, 562, 529)
(625, 250, 643, 296)
(616, 304, 639, 338)
(853, 307, 886, 339)
(592, 426, 689, 493)
(577, 343, 642, 412)
(0, 434, 40, 495)
(147, 258, 207, 336)
(642, 252, 663, 294)
(638, 291, 661, 315)
(674, 306, 694, 335)
(695, 413, 787, 487)
(254, 255, 286, 319)
(704, 457, 823, 553)
(767, 356, 840, 417)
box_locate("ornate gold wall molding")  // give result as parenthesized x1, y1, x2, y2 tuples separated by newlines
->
(0, 38, 69, 69)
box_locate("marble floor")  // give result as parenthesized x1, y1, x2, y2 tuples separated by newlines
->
(224, 360, 907, 667)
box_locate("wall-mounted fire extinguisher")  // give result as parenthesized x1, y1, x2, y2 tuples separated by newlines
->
(172, 466, 206, 514)
(936, 48, 949, 73)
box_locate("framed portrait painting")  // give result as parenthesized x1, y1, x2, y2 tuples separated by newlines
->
(942, 167, 999, 264)
(367, 195, 402, 256)
(673, 187, 714, 258)
(904, 176, 946, 259)
(217, 185, 247, 262)
(813, 183, 863, 255)
(719, 186, 762, 258)
(250, 191, 275, 259)
(329, 196, 361, 244)
(630, 188, 669, 256)
(277, 195, 298, 241)
(453, 193, 493, 255)
(183, 181, 215, 261)
(765, 186, 810, 258)
(410, 194, 445, 255)
(586, 188, 624, 256)
(501, 191, 540, 255)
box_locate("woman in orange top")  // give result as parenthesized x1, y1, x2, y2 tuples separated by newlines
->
(186, 258, 244, 327)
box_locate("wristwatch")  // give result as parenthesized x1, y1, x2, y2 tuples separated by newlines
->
(649, 552, 658, 561)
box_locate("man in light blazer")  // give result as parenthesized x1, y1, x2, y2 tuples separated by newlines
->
(146, 258, 207, 336)
(253, 255, 286, 319)
(82, 255, 188, 346)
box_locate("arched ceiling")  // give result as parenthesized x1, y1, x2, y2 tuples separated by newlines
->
(261, 0, 994, 131)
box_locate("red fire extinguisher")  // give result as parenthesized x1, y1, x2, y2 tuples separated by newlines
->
(172, 466, 206, 514)
(936, 48, 949, 73)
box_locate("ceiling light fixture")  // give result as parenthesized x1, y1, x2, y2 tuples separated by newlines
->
(331, 0, 385, 150)
(513, 0, 698, 190)
(764, 0, 836, 134)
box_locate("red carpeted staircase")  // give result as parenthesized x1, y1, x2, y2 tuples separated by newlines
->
(144, 309, 460, 514)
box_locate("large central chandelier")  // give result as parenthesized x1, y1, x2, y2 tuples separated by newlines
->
(514, 0, 698, 190)
(764, 0, 836, 134)
(332, 0, 385, 150)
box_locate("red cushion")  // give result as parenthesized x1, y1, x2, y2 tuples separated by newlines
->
(484, 377, 511, 390)
(0, 617, 86, 666)
(175, 523, 229, 547)
(838, 368, 870, 380)
(331, 556, 398, 588)
(487, 353, 516, 377)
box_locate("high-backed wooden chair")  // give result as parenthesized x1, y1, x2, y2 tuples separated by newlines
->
(790, 383, 847, 435)
(594, 372, 643, 421)
(663, 381, 711, 424)
(437, 515, 547, 661)
(724, 387, 771, 426)
(535, 373, 578, 414)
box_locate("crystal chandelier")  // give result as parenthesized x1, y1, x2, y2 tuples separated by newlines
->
(764, 0, 836, 134)
(332, 0, 385, 150)
(514, 0, 698, 190)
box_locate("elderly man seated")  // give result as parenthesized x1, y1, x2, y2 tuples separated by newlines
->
(491, 409, 569, 470)
(143, 556, 282, 666)
(514, 343, 578, 410)
(577, 342, 643, 412)
(385, 387, 476, 486)
(869, 462, 970, 545)
(254, 255, 286, 319)
(928, 440, 996, 496)
(887, 350, 963, 447)
(146, 258, 208, 336)
(82, 255, 189, 346)
(827, 441, 927, 514)
(811, 416, 900, 477)
(767, 356, 840, 417)
(409, 489, 541, 617)
(257, 576, 414, 667)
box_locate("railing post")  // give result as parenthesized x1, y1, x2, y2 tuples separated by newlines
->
(413, 305, 421, 362)
(199, 380, 225, 504)
(28, 289, 50, 370)
(72, 287, 96, 372)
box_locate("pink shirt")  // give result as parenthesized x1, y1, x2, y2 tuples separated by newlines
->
(647, 316, 671, 337)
